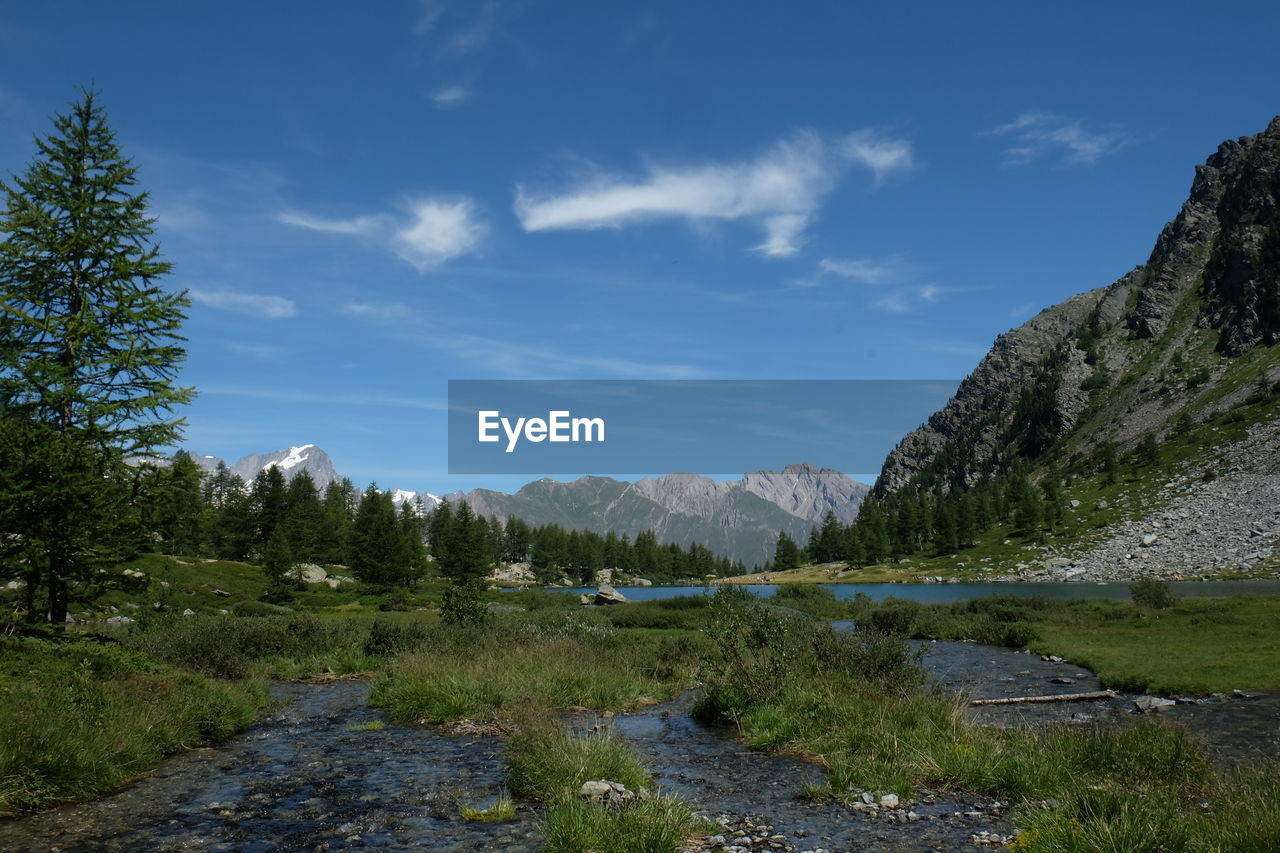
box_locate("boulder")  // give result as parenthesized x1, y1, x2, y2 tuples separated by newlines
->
(594, 584, 628, 605)
(579, 593, 594, 606)
(634, 577, 653, 587)
(298, 563, 328, 583)
(579, 780, 613, 800)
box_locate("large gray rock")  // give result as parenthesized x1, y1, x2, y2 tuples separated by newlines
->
(594, 584, 628, 605)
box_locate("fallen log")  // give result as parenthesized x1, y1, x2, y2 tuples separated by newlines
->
(970, 689, 1117, 706)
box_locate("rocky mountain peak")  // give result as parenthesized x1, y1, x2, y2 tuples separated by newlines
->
(875, 116, 1280, 498)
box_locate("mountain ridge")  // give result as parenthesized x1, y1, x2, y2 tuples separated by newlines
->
(875, 115, 1280, 498)
(183, 448, 868, 567)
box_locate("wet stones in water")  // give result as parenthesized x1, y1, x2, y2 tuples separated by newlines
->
(682, 815, 821, 853)
(578, 780, 649, 804)
(1134, 696, 1177, 712)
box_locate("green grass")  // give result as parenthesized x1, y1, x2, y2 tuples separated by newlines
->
(459, 793, 516, 822)
(542, 796, 711, 853)
(506, 726, 652, 804)
(370, 617, 705, 723)
(843, 593, 1280, 694)
(506, 724, 710, 853)
(346, 720, 386, 731)
(1029, 597, 1280, 694)
(0, 636, 264, 815)
(694, 586, 1280, 850)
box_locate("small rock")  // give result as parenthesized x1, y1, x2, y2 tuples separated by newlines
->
(1134, 696, 1176, 712)
(579, 780, 614, 800)
(878, 793, 899, 808)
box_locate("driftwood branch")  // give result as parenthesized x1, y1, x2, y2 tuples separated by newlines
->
(970, 689, 1117, 706)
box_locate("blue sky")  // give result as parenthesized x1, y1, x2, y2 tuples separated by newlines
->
(2, 1, 1278, 494)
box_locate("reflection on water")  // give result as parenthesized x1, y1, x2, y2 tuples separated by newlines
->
(561, 579, 1280, 603)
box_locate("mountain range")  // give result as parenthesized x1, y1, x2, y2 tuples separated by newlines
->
(188, 448, 868, 567)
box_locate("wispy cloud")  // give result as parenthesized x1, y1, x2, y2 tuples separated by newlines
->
(202, 383, 449, 410)
(225, 341, 283, 358)
(276, 211, 384, 236)
(189, 289, 297, 318)
(985, 113, 1131, 166)
(813, 256, 944, 313)
(429, 332, 703, 379)
(841, 129, 914, 183)
(430, 83, 471, 107)
(818, 257, 908, 284)
(411, 1, 503, 72)
(436, 0, 499, 57)
(412, 0, 448, 36)
(341, 299, 700, 378)
(514, 129, 913, 258)
(278, 197, 485, 271)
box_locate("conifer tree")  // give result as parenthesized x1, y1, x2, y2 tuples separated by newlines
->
(0, 90, 192, 622)
(774, 531, 801, 570)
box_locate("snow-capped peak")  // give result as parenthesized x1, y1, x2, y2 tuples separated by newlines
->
(270, 445, 314, 472)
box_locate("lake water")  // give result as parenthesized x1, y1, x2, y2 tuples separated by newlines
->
(556, 579, 1280, 604)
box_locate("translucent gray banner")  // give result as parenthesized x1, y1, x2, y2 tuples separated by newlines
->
(447, 379, 957, 475)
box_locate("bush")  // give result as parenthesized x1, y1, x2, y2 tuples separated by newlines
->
(441, 582, 489, 628)
(771, 583, 847, 618)
(1129, 578, 1176, 610)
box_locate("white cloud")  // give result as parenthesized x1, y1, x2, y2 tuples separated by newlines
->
(430, 83, 471, 107)
(430, 332, 702, 379)
(276, 211, 385, 236)
(412, 0, 448, 35)
(818, 257, 904, 284)
(393, 199, 486, 270)
(814, 257, 944, 313)
(279, 198, 484, 271)
(515, 129, 910, 258)
(190, 289, 296, 318)
(986, 113, 1131, 166)
(841, 129, 914, 183)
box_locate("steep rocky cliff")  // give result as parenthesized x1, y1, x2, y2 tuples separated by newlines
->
(876, 117, 1280, 498)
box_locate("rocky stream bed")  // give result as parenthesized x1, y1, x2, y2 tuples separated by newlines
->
(1, 641, 1275, 852)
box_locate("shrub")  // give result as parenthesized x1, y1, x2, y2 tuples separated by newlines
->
(441, 582, 489, 628)
(1129, 578, 1176, 610)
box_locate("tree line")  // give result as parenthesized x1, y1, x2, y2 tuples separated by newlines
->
(768, 465, 1067, 571)
(140, 454, 747, 588)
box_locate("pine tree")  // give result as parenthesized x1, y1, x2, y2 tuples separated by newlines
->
(317, 478, 355, 565)
(774, 531, 801, 570)
(283, 470, 323, 562)
(262, 527, 296, 593)
(0, 91, 192, 623)
(350, 484, 406, 586)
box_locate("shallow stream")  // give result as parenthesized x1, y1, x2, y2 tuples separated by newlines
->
(1, 637, 1274, 851)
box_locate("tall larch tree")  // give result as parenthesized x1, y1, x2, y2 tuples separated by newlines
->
(0, 90, 192, 623)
